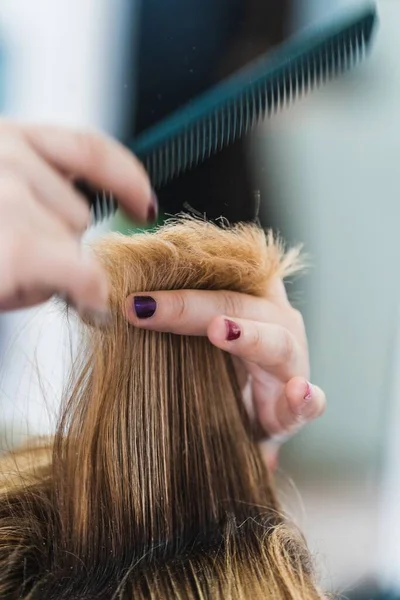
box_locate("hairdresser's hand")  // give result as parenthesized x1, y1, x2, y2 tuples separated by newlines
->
(0, 119, 157, 315)
(125, 278, 326, 469)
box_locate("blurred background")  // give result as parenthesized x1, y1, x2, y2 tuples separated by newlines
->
(0, 0, 398, 597)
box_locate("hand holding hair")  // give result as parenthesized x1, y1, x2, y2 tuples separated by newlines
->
(0, 219, 324, 598)
(125, 245, 326, 468)
(0, 118, 157, 316)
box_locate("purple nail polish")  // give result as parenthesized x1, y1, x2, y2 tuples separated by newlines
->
(134, 296, 157, 319)
(147, 191, 158, 223)
(225, 319, 241, 341)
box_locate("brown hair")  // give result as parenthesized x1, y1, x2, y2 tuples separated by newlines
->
(0, 219, 322, 599)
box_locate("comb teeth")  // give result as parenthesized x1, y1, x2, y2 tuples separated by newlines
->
(74, 179, 117, 225)
(133, 6, 377, 189)
(90, 190, 117, 224)
(87, 5, 377, 223)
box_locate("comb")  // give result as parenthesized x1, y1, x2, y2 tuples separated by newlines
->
(78, 2, 378, 223)
(74, 179, 117, 223)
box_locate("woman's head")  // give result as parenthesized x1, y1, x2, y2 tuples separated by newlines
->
(0, 219, 320, 599)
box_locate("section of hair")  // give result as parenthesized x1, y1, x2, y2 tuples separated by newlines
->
(0, 219, 321, 599)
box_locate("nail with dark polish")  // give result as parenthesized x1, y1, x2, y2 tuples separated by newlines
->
(134, 296, 157, 319)
(225, 318, 241, 341)
(147, 190, 158, 223)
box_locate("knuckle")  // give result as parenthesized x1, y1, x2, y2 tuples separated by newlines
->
(220, 291, 243, 317)
(251, 326, 264, 355)
(8, 241, 23, 274)
(0, 175, 27, 210)
(172, 291, 188, 320)
(75, 130, 107, 171)
(280, 328, 295, 364)
(274, 414, 290, 437)
(0, 232, 24, 284)
(289, 307, 307, 340)
(270, 411, 294, 439)
(0, 140, 25, 170)
(0, 129, 26, 172)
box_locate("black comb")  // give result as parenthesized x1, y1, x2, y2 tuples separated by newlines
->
(77, 2, 378, 223)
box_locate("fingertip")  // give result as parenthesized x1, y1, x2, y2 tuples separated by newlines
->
(124, 293, 159, 325)
(146, 190, 159, 224)
(123, 181, 157, 225)
(70, 252, 109, 313)
(111, 151, 155, 224)
(285, 377, 326, 420)
(310, 384, 327, 418)
(285, 376, 310, 403)
(207, 315, 230, 346)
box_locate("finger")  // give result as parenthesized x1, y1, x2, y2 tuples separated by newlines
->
(266, 276, 291, 307)
(0, 241, 108, 316)
(0, 283, 57, 311)
(20, 124, 156, 224)
(124, 289, 282, 335)
(0, 225, 108, 315)
(207, 315, 303, 380)
(0, 135, 90, 232)
(0, 237, 109, 315)
(256, 377, 326, 443)
(0, 182, 109, 313)
(30, 242, 109, 315)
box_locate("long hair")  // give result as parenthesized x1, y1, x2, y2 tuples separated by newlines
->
(0, 219, 322, 599)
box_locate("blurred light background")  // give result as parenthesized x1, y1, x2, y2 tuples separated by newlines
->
(0, 0, 398, 597)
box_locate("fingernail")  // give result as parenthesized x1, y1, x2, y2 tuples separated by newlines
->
(134, 295, 157, 319)
(147, 190, 158, 223)
(298, 381, 314, 415)
(225, 318, 241, 341)
(304, 381, 313, 401)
